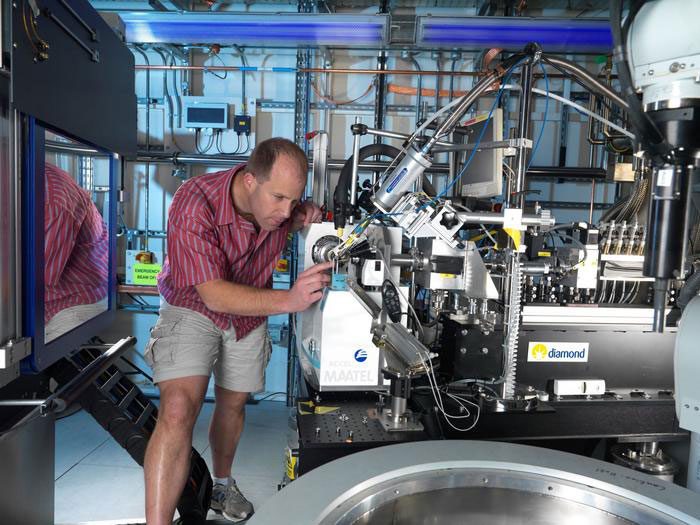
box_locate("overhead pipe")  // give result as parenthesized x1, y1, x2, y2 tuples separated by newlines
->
(134, 64, 589, 80)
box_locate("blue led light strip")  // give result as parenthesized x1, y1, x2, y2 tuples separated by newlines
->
(418, 17, 612, 53)
(122, 13, 389, 47)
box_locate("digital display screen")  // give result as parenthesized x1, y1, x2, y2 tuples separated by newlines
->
(187, 107, 226, 124)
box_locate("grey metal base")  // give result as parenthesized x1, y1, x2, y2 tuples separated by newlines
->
(376, 407, 424, 432)
(0, 411, 54, 525)
(249, 441, 700, 524)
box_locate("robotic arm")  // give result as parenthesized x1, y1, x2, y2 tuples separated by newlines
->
(613, 0, 700, 332)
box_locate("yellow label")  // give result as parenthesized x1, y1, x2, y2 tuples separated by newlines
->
(503, 228, 521, 248)
(439, 273, 457, 279)
(275, 259, 289, 272)
(133, 263, 162, 285)
(537, 251, 552, 257)
(298, 400, 339, 415)
(285, 448, 298, 480)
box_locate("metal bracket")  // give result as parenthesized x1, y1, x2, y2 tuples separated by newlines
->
(58, 0, 99, 42)
(0, 338, 32, 369)
(44, 9, 100, 63)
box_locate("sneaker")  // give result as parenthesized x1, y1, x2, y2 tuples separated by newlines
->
(210, 477, 255, 522)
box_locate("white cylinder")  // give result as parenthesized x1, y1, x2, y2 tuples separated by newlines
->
(688, 431, 700, 492)
(372, 147, 431, 212)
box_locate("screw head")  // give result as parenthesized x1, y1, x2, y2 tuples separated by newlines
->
(460, 347, 467, 354)
(481, 347, 489, 355)
(461, 329, 469, 336)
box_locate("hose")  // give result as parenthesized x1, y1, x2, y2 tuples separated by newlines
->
(678, 270, 700, 311)
(333, 144, 402, 228)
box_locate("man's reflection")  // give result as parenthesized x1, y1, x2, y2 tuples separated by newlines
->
(44, 162, 109, 342)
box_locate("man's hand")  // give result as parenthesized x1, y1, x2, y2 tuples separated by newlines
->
(285, 261, 333, 312)
(291, 201, 323, 232)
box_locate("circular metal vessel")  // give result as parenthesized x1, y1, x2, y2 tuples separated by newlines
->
(250, 441, 700, 525)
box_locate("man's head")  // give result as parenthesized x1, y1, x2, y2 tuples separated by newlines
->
(239, 138, 308, 231)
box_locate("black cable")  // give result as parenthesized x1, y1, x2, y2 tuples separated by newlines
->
(126, 292, 149, 306)
(194, 129, 215, 154)
(255, 391, 287, 401)
(205, 49, 228, 80)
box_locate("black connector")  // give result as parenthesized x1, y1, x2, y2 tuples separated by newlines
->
(234, 115, 252, 135)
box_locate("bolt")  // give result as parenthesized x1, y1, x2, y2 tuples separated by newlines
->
(315, 427, 320, 435)
(669, 62, 681, 73)
(13, 43, 17, 48)
(336, 426, 341, 434)
(482, 477, 489, 484)
(481, 347, 489, 355)
(695, 406, 699, 412)
(685, 403, 690, 409)
(461, 329, 469, 336)
(648, 69, 654, 75)
(394, 489, 400, 495)
(460, 347, 467, 354)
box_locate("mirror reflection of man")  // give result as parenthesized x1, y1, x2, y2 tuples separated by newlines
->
(44, 162, 109, 342)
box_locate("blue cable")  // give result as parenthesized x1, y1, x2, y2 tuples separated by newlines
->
(435, 58, 526, 201)
(527, 61, 549, 170)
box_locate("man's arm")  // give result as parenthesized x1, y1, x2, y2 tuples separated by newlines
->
(196, 261, 333, 315)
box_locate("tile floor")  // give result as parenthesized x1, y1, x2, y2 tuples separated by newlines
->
(54, 400, 290, 524)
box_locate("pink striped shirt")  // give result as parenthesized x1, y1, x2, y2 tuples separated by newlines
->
(44, 163, 109, 322)
(158, 165, 290, 339)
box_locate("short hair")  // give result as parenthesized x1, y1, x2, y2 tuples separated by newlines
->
(246, 137, 308, 182)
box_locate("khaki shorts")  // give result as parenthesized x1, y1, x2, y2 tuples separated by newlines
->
(144, 302, 271, 393)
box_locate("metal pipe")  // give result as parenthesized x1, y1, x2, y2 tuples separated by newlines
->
(434, 54, 441, 120)
(131, 46, 151, 152)
(512, 60, 534, 209)
(349, 118, 362, 210)
(421, 69, 501, 155)
(364, 127, 453, 147)
(132, 152, 453, 173)
(543, 55, 628, 110)
(456, 211, 554, 227)
(408, 55, 423, 125)
(136, 64, 488, 76)
(12, 110, 22, 339)
(0, 400, 46, 407)
(525, 166, 607, 180)
(389, 254, 415, 267)
(391, 396, 407, 423)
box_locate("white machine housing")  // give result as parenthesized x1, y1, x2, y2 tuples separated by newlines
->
(297, 222, 404, 391)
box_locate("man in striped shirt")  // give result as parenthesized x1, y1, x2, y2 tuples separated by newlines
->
(143, 138, 330, 524)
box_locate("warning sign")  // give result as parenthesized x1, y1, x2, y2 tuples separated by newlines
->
(133, 263, 162, 285)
